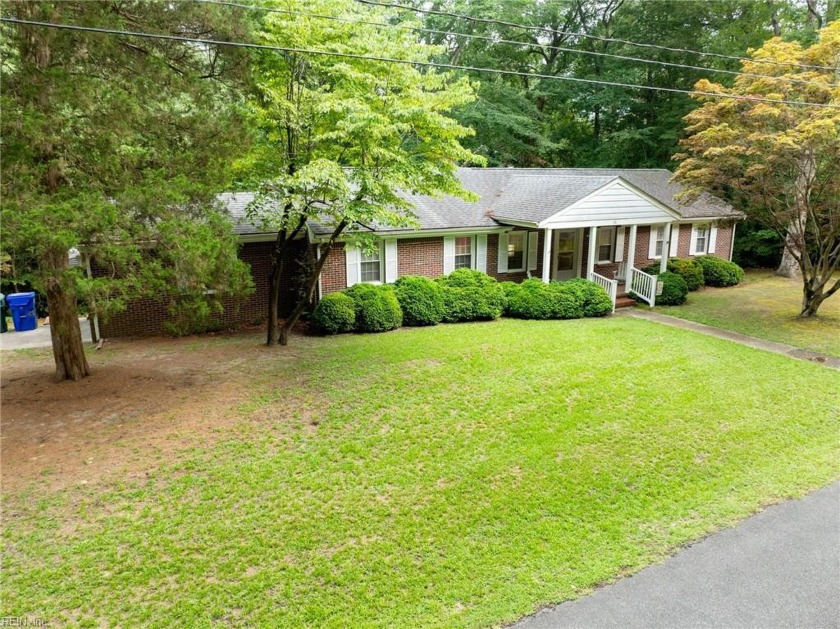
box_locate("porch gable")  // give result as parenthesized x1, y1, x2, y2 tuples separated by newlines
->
(537, 178, 680, 229)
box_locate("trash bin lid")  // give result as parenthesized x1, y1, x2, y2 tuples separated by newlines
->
(6, 292, 36, 306)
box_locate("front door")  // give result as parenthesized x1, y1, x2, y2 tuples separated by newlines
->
(552, 229, 578, 281)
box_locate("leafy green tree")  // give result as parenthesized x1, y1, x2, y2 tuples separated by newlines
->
(675, 21, 839, 317)
(238, 0, 480, 346)
(1, 1, 254, 380)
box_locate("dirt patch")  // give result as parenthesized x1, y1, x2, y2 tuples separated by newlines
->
(1, 332, 307, 493)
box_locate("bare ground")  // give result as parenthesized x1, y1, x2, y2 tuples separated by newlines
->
(1, 331, 309, 493)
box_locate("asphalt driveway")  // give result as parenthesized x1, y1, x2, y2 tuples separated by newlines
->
(516, 482, 840, 629)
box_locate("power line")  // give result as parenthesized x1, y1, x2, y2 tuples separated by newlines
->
(198, 0, 835, 89)
(2, 17, 838, 110)
(356, 0, 839, 73)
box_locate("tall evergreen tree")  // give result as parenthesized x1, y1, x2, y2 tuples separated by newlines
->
(1, 1, 254, 380)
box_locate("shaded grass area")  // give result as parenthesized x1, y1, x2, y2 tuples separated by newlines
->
(4, 317, 840, 628)
(653, 270, 840, 357)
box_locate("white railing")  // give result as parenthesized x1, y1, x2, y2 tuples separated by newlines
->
(628, 267, 656, 307)
(615, 260, 627, 281)
(589, 272, 618, 313)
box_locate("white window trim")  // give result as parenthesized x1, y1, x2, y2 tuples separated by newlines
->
(506, 232, 527, 272)
(453, 235, 475, 270)
(690, 223, 710, 256)
(596, 226, 616, 264)
(347, 242, 385, 286)
(649, 225, 666, 259)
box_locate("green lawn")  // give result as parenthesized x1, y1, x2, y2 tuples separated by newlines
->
(653, 270, 840, 357)
(4, 317, 840, 627)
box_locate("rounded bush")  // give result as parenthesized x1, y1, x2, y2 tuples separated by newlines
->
(499, 281, 522, 316)
(644, 258, 704, 292)
(436, 269, 504, 322)
(344, 283, 403, 333)
(506, 278, 557, 319)
(393, 275, 445, 326)
(560, 278, 613, 317)
(667, 258, 705, 291)
(655, 271, 689, 305)
(695, 255, 744, 287)
(312, 292, 356, 334)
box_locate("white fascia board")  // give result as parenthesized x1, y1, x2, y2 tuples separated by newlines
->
(491, 218, 540, 229)
(309, 226, 509, 243)
(540, 217, 676, 229)
(537, 178, 681, 229)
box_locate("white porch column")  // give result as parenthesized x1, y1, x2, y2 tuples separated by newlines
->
(586, 226, 598, 279)
(626, 224, 637, 277)
(541, 228, 553, 283)
(660, 223, 672, 273)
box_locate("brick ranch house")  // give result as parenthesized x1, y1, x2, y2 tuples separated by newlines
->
(97, 168, 741, 337)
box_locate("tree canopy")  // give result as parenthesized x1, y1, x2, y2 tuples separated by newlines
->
(1, 1, 255, 379)
(674, 21, 839, 316)
(236, 0, 481, 345)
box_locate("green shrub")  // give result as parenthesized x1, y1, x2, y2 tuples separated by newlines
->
(561, 278, 613, 317)
(505, 278, 611, 320)
(548, 282, 586, 319)
(393, 276, 445, 326)
(696, 255, 745, 287)
(655, 271, 689, 305)
(499, 281, 522, 315)
(667, 258, 705, 291)
(344, 283, 403, 333)
(643, 258, 706, 292)
(506, 278, 557, 320)
(312, 292, 356, 334)
(436, 269, 504, 322)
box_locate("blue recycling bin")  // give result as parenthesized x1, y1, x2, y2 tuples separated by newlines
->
(7, 292, 38, 332)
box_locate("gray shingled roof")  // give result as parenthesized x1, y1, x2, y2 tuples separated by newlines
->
(221, 168, 740, 236)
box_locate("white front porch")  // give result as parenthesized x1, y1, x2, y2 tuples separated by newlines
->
(540, 223, 675, 309)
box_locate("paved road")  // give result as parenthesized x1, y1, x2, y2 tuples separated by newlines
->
(0, 317, 92, 351)
(516, 482, 840, 629)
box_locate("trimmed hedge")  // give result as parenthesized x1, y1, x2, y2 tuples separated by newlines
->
(436, 269, 505, 323)
(312, 292, 356, 334)
(643, 258, 704, 291)
(500, 281, 522, 315)
(696, 255, 745, 287)
(505, 278, 611, 320)
(655, 271, 689, 305)
(562, 278, 614, 317)
(394, 275, 445, 326)
(344, 283, 403, 333)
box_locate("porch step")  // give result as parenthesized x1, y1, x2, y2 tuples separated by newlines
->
(615, 296, 637, 309)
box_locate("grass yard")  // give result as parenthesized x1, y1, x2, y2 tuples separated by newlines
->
(653, 270, 840, 357)
(3, 317, 839, 627)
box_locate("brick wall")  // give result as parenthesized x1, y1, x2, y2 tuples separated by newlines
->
(320, 242, 347, 295)
(98, 239, 306, 338)
(397, 238, 444, 278)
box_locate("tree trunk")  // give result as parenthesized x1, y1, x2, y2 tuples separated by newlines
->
(776, 244, 802, 278)
(278, 222, 347, 346)
(266, 253, 283, 346)
(43, 248, 90, 381)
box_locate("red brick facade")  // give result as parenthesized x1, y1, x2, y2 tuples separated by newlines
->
(97, 239, 306, 338)
(99, 219, 736, 337)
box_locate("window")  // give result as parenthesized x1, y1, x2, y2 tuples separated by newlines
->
(360, 246, 382, 282)
(507, 232, 526, 271)
(654, 226, 665, 258)
(454, 236, 473, 269)
(694, 223, 709, 254)
(597, 227, 615, 263)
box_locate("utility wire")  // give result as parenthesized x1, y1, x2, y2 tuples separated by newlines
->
(197, 0, 835, 88)
(356, 0, 839, 73)
(2, 17, 838, 110)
